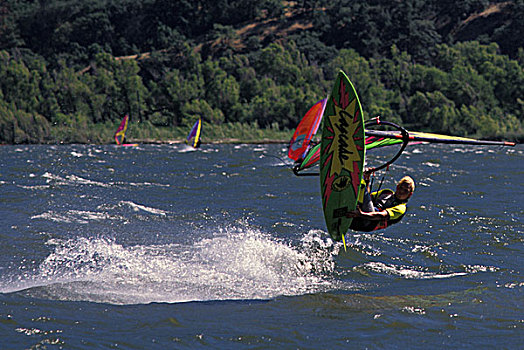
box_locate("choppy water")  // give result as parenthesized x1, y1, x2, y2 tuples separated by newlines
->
(0, 143, 522, 349)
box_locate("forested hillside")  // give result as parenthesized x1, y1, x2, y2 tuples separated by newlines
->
(0, 0, 522, 143)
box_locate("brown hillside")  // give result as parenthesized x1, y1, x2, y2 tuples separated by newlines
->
(98, 1, 518, 66)
(451, 2, 512, 40)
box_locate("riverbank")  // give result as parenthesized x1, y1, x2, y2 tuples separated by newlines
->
(2, 119, 521, 145)
(0, 121, 293, 145)
(130, 138, 288, 144)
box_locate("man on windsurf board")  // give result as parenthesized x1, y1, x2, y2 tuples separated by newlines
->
(346, 170, 415, 232)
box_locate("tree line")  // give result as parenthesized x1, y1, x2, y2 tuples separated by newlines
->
(0, 0, 522, 143)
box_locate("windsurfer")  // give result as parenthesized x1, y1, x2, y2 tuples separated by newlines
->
(346, 170, 415, 232)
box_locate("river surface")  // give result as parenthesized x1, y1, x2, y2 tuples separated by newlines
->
(0, 143, 522, 349)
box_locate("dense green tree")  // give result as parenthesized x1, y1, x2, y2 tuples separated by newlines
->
(491, 0, 524, 56)
(326, 48, 393, 120)
(181, 99, 224, 126)
(148, 67, 204, 127)
(201, 59, 240, 122)
(0, 100, 51, 144)
(0, 1, 521, 143)
(0, 1, 24, 49)
(0, 51, 41, 113)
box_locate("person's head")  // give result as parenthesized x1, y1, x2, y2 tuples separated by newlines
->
(395, 176, 415, 201)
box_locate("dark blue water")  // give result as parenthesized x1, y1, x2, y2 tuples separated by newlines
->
(0, 143, 522, 349)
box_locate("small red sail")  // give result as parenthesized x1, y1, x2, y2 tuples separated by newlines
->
(288, 99, 326, 161)
(114, 115, 129, 145)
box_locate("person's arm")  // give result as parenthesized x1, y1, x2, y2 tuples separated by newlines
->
(346, 206, 389, 220)
(384, 203, 407, 220)
(363, 169, 372, 193)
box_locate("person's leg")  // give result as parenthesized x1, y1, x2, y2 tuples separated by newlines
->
(360, 186, 375, 212)
(350, 185, 378, 231)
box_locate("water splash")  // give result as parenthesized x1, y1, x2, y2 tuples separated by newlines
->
(2, 227, 339, 305)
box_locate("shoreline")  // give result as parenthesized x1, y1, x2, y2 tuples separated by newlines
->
(0, 139, 290, 146)
(134, 138, 288, 144)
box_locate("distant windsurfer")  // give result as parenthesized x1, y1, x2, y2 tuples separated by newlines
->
(185, 138, 201, 148)
(346, 170, 415, 232)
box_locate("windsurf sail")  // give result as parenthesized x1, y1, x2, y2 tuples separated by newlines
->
(292, 118, 516, 175)
(115, 115, 130, 145)
(288, 99, 326, 161)
(293, 143, 321, 175)
(293, 120, 406, 175)
(186, 118, 202, 148)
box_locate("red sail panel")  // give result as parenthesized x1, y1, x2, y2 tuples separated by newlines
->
(288, 99, 326, 161)
(114, 115, 129, 145)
